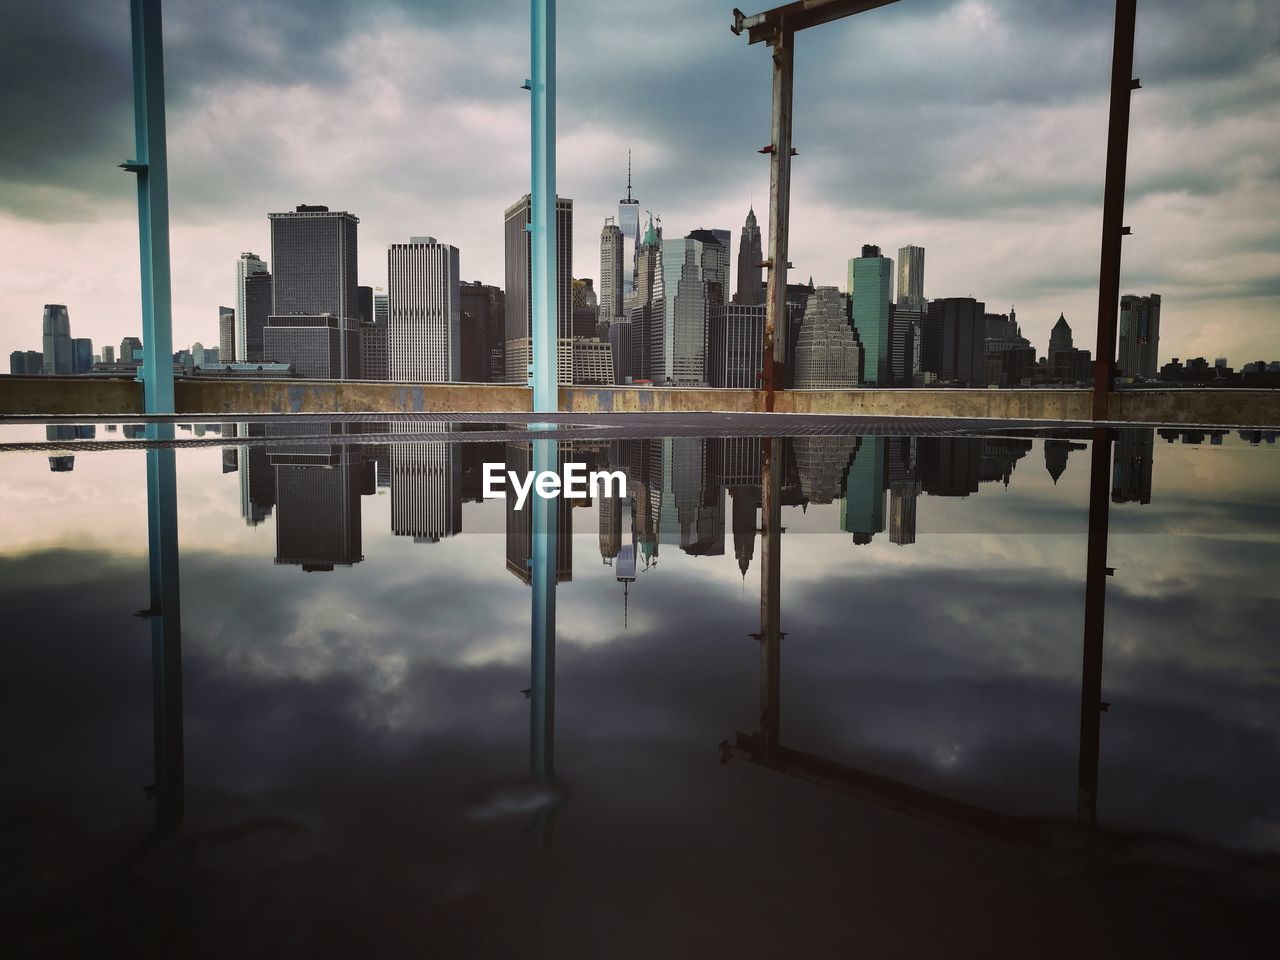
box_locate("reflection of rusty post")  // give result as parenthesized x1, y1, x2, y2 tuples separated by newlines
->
(758, 438, 783, 748)
(1077, 427, 1112, 824)
(1092, 0, 1139, 420)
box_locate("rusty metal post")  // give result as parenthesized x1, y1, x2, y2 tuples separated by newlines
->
(1077, 426, 1112, 823)
(762, 29, 794, 411)
(1092, 0, 1139, 420)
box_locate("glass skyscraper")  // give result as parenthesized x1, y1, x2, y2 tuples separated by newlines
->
(849, 244, 893, 386)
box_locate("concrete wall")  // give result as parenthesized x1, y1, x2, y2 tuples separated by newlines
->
(2, 375, 1278, 426)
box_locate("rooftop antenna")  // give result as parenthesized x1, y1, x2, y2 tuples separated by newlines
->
(626, 149, 633, 201)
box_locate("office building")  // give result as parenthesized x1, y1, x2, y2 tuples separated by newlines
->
(618, 154, 641, 292)
(263, 315, 357, 379)
(794, 287, 859, 388)
(572, 277, 599, 339)
(268, 205, 359, 377)
(42, 304, 73, 374)
(891, 305, 921, 385)
(734, 207, 764, 305)
(218, 306, 235, 363)
(10, 350, 42, 375)
(102, 345, 115, 365)
(72, 338, 93, 374)
(459, 281, 506, 383)
(1119, 294, 1161, 379)
(709, 303, 765, 388)
(573, 339, 615, 385)
(1047, 313, 1092, 383)
(923, 297, 986, 385)
(235, 252, 270, 362)
(897, 245, 925, 312)
(387, 236, 460, 383)
(600, 218, 624, 323)
(654, 231, 726, 385)
(627, 215, 662, 382)
(1112, 428, 1154, 504)
(120, 336, 143, 366)
(849, 244, 893, 385)
(608, 319, 632, 384)
(503, 193, 573, 383)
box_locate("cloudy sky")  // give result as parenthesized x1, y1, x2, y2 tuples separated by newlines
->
(1, 0, 1277, 366)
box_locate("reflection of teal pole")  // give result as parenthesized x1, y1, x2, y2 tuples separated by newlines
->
(530, 438, 557, 783)
(145, 424, 184, 831)
(123, 0, 175, 416)
(529, 0, 557, 413)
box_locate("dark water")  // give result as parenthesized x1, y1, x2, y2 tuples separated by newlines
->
(2, 421, 1279, 957)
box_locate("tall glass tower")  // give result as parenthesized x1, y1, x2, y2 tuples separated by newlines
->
(41, 304, 73, 374)
(849, 245, 893, 386)
(618, 151, 640, 293)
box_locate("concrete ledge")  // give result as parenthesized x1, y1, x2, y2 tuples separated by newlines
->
(2, 376, 1277, 426)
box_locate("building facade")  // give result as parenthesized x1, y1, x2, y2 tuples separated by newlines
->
(897, 245, 925, 312)
(234, 252, 269, 362)
(923, 297, 986, 385)
(268, 206, 359, 377)
(1119, 293, 1161, 379)
(849, 244, 893, 385)
(387, 236, 460, 383)
(734, 207, 764, 306)
(263, 315, 358, 379)
(503, 194, 573, 383)
(793, 287, 859, 388)
(459, 281, 505, 382)
(709, 303, 765, 388)
(600, 218, 624, 324)
(42, 304, 73, 375)
(218, 306, 236, 363)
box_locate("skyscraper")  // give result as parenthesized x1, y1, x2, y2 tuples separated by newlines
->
(709, 303, 765, 388)
(235, 252, 269, 362)
(1119, 294, 1161, 379)
(42, 304, 72, 375)
(618, 152, 640, 292)
(793, 287, 859, 388)
(503, 193, 573, 383)
(71, 338, 93, 374)
(102, 345, 115, 364)
(628, 215, 662, 382)
(654, 232, 724, 385)
(923, 297, 986, 385)
(268, 205, 360, 377)
(391, 432, 462, 542)
(218, 306, 235, 363)
(242, 272, 272, 363)
(897, 245, 925, 311)
(600, 218, 624, 324)
(734, 207, 764, 305)
(387, 236, 460, 383)
(849, 244, 893, 385)
(459, 281, 506, 382)
(120, 336, 142, 366)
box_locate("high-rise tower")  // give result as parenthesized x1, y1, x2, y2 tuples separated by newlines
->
(600, 218, 624, 324)
(503, 194, 574, 383)
(388, 236, 461, 383)
(897, 244, 925, 311)
(235, 252, 269, 362)
(849, 244, 893, 386)
(41, 304, 73, 374)
(1119, 294, 1161, 379)
(734, 207, 764, 306)
(618, 151, 641, 292)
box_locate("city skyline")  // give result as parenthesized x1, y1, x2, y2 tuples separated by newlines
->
(1, 1, 1276, 369)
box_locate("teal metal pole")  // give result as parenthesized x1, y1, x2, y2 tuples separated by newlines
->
(529, 0, 558, 413)
(123, 0, 175, 415)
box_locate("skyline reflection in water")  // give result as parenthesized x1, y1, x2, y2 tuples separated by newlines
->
(2, 423, 1278, 955)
